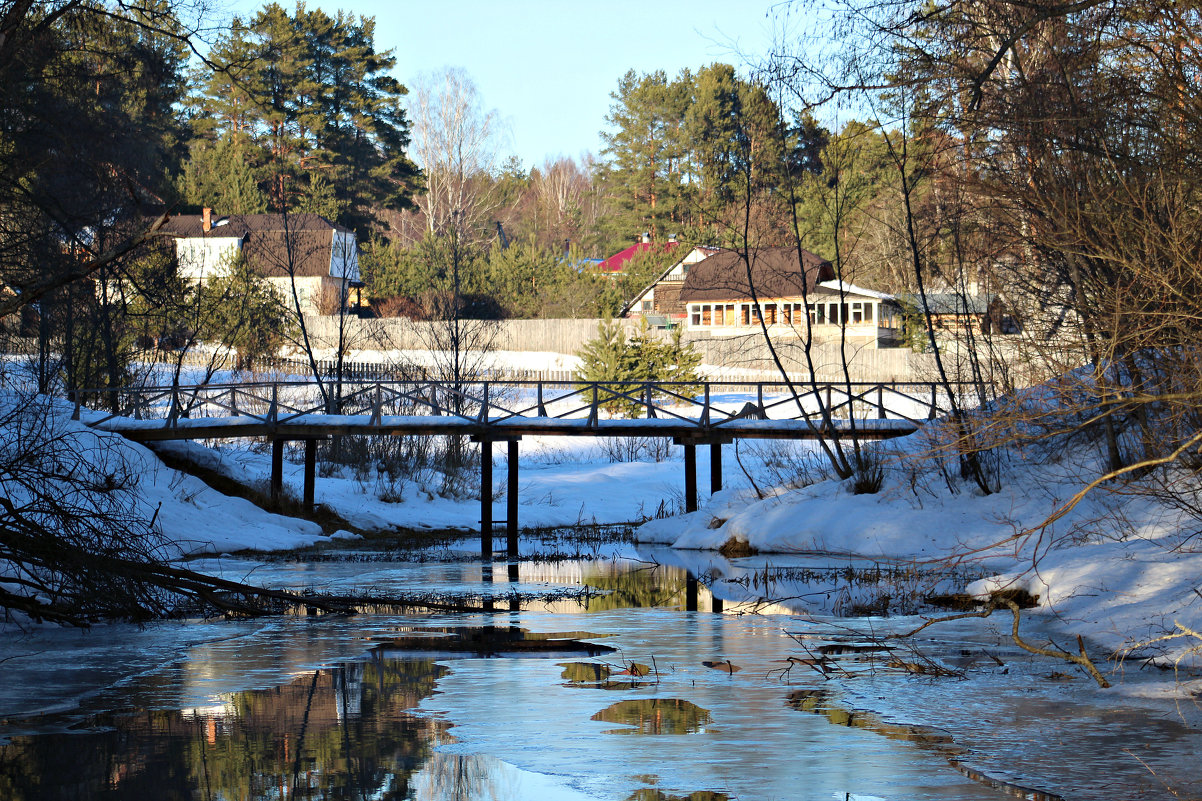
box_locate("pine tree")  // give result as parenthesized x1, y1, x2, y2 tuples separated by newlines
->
(185, 3, 418, 228)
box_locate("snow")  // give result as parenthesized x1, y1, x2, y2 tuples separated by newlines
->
(6, 396, 329, 557)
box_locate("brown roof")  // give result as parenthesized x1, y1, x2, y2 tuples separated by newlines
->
(160, 212, 350, 238)
(678, 247, 834, 303)
(162, 213, 350, 278)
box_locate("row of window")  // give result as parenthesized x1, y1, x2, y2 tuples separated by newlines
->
(688, 300, 888, 327)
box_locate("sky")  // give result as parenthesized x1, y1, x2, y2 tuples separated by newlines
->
(220, 0, 798, 171)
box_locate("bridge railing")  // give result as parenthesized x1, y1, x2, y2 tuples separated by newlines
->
(76, 378, 972, 431)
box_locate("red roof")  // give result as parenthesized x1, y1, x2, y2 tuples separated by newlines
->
(598, 240, 678, 273)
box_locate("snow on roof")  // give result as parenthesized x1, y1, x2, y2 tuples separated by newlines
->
(817, 280, 896, 301)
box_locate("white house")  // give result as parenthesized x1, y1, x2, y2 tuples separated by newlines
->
(165, 209, 360, 313)
(678, 247, 902, 347)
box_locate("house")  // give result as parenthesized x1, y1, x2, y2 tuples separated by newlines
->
(677, 247, 902, 347)
(913, 292, 1018, 335)
(597, 233, 680, 277)
(163, 209, 361, 314)
(621, 245, 719, 326)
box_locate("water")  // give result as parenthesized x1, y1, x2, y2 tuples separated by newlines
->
(1, 534, 1199, 800)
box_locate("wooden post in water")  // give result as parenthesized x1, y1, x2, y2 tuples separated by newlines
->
(270, 438, 284, 505)
(685, 572, 699, 612)
(480, 439, 493, 559)
(710, 442, 722, 494)
(507, 439, 519, 557)
(684, 442, 697, 512)
(303, 438, 317, 512)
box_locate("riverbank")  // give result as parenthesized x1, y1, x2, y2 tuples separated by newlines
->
(18, 379, 1202, 687)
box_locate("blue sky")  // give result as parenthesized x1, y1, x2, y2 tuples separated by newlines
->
(220, 0, 795, 170)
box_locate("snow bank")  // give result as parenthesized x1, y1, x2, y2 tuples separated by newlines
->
(634, 416, 1202, 666)
(54, 400, 329, 555)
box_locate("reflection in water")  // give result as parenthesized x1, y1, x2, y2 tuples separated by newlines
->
(560, 662, 613, 683)
(0, 657, 446, 801)
(559, 661, 652, 691)
(579, 564, 722, 613)
(591, 699, 712, 735)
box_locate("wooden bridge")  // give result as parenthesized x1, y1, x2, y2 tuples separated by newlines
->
(78, 378, 952, 557)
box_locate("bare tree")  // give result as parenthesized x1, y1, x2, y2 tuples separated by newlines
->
(408, 68, 502, 242)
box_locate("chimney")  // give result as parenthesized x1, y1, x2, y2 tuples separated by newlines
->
(202, 207, 212, 233)
(641, 231, 651, 244)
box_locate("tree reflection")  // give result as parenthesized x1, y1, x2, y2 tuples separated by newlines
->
(0, 657, 446, 801)
(590, 699, 712, 735)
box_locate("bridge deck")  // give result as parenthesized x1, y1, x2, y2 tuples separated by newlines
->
(91, 412, 920, 442)
(77, 378, 950, 442)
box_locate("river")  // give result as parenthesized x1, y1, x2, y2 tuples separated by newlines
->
(1, 531, 1199, 800)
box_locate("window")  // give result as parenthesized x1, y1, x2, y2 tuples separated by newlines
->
(751, 304, 763, 324)
(702, 305, 712, 325)
(828, 303, 840, 324)
(765, 304, 777, 324)
(691, 306, 701, 326)
(641, 300, 653, 311)
(809, 303, 825, 325)
(740, 305, 750, 325)
(714, 305, 725, 325)
(851, 302, 863, 324)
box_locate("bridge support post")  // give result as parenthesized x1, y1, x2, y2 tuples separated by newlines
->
(710, 442, 722, 494)
(684, 442, 697, 513)
(303, 438, 317, 512)
(270, 438, 284, 505)
(507, 439, 519, 558)
(480, 439, 493, 560)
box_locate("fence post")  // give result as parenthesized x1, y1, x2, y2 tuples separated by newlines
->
(700, 383, 710, 426)
(478, 381, 490, 422)
(537, 382, 547, 417)
(267, 384, 278, 423)
(370, 383, 383, 426)
(645, 383, 656, 419)
(877, 385, 886, 419)
(587, 384, 599, 427)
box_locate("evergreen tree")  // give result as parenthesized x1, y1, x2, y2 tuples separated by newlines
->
(577, 318, 701, 417)
(184, 3, 418, 229)
(598, 69, 692, 244)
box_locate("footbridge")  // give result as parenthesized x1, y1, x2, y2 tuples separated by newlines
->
(78, 378, 953, 555)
